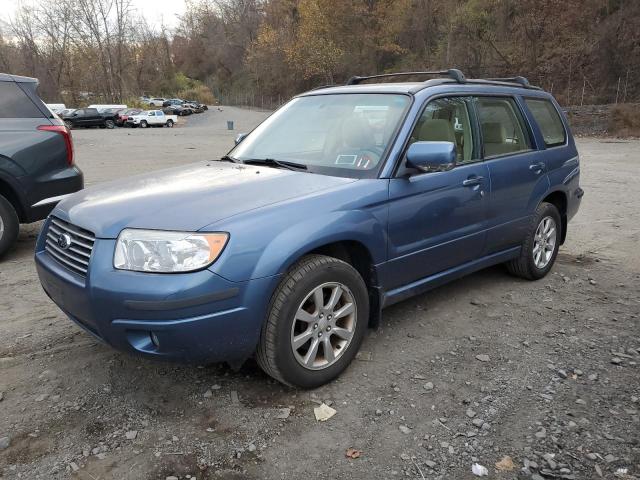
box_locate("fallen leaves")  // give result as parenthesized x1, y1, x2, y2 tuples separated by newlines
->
(345, 448, 362, 459)
(495, 455, 516, 471)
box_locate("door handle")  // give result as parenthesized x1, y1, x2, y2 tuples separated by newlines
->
(529, 162, 546, 173)
(462, 176, 484, 187)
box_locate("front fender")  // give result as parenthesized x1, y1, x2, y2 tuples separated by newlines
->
(207, 179, 390, 283)
(252, 209, 386, 280)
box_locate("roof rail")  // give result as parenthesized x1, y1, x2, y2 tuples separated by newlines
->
(483, 76, 538, 89)
(346, 69, 466, 85)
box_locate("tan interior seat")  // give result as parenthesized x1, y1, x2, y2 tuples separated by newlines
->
(482, 122, 513, 156)
(418, 119, 456, 143)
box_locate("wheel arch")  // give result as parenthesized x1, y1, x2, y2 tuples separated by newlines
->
(286, 239, 382, 329)
(0, 177, 25, 222)
(541, 190, 568, 244)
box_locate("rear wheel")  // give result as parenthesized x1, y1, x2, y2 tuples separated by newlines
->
(105, 119, 115, 129)
(0, 194, 19, 258)
(506, 202, 561, 280)
(257, 255, 368, 388)
(166, 119, 174, 128)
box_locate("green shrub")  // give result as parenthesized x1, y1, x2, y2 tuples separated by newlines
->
(176, 84, 217, 105)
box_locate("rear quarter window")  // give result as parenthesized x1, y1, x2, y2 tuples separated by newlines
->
(525, 98, 566, 147)
(0, 81, 44, 118)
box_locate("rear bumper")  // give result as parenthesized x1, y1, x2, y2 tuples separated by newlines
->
(24, 165, 84, 223)
(35, 226, 280, 363)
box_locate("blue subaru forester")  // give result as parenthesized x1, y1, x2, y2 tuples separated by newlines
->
(35, 70, 583, 387)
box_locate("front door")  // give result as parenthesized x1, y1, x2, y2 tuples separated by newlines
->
(385, 96, 489, 290)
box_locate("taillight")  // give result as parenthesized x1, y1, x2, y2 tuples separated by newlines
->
(38, 124, 74, 166)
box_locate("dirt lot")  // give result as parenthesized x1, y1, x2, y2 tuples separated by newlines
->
(1, 108, 639, 480)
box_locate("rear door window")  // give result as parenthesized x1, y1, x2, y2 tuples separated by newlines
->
(0, 82, 44, 118)
(525, 98, 566, 147)
(476, 97, 531, 158)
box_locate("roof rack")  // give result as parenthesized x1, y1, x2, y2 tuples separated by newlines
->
(479, 76, 540, 90)
(484, 76, 532, 88)
(346, 69, 466, 85)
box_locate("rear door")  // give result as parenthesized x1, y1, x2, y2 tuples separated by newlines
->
(476, 96, 549, 253)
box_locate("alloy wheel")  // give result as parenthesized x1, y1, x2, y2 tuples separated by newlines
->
(290, 282, 357, 370)
(533, 216, 557, 269)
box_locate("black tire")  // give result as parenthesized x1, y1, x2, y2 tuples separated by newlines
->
(140, 120, 148, 128)
(506, 202, 562, 280)
(166, 120, 174, 128)
(105, 119, 115, 129)
(64, 121, 73, 129)
(256, 254, 369, 388)
(0, 194, 19, 258)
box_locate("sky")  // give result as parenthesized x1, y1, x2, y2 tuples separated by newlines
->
(0, 0, 187, 29)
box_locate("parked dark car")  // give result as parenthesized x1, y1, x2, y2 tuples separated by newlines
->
(62, 108, 117, 129)
(36, 69, 582, 387)
(115, 108, 142, 127)
(183, 102, 204, 113)
(163, 105, 192, 116)
(162, 98, 184, 108)
(0, 73, 83, 257)
(185, 100, 208, 111)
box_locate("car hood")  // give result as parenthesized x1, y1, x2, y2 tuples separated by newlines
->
(53, 162, 357, 238)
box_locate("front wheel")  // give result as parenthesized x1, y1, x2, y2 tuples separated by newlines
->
(506, 202, 561, 280)
(257, 255, 369, 388)
(166, 119, 174, 128)
(0, 194, 19, 258)
(105, 119, 115, 129)
(64, 121, 73, 129)
(140, 120, 148, 128)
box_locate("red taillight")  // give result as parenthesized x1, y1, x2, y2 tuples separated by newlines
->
(38, 124, 74, 166)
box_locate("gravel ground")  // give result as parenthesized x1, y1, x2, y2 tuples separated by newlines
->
(0, 109, 639, 480)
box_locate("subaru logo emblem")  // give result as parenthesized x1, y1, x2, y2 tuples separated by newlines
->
(58, 233, 72, 250)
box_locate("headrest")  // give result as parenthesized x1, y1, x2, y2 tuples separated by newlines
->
(482, 122, 505, 143)
(419, 119, 455, 143)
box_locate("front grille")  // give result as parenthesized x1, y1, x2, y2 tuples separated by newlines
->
(45, 217, 95, 276)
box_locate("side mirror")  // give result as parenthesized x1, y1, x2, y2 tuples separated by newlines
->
(235, 133, 248, 145)
(406, 141, 456, 173)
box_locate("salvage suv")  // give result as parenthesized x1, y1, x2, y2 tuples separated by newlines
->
(35, 70, 583, 387)
(0, 73, 83, 257)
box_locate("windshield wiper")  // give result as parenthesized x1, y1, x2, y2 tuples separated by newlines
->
(242, 158, 308, 171)
(220, 155, 240, 163)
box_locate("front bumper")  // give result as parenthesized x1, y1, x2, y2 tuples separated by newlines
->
(35, 222, 280, 363)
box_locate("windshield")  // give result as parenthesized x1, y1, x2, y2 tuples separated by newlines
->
(230, 93, 411, 178)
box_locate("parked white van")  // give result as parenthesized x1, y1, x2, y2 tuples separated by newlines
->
(87, 104, 127, 112)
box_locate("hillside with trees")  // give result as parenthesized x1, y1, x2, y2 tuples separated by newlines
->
(0, 0, 638, 107)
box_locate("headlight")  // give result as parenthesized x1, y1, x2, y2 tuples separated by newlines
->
(114, 229, 228, 273)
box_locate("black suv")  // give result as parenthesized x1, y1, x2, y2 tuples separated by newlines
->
(0, 73, 83, 257)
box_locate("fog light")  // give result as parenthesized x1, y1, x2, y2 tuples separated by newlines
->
(150, 332, 160, 348)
